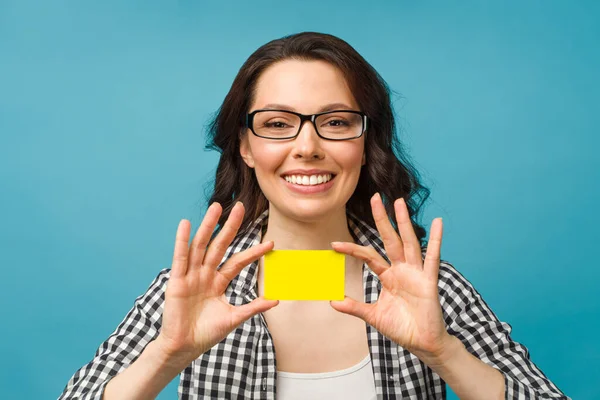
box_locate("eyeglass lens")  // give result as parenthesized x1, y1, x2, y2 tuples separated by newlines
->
(252, 111, 363, 139)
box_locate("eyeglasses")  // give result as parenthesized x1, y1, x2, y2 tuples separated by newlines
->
(246, 109, 368, 141)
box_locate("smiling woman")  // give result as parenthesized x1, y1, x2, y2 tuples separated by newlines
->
(58, 32, 570, 400)
(239, 59, 367, 225)
(206, 34, 430, 242)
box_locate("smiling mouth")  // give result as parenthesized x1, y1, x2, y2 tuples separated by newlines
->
(282, 173, 335, 186)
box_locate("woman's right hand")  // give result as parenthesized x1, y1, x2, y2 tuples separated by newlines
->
(155, 201, 278, 364)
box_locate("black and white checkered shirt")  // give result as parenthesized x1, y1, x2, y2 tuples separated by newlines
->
(59, 211, 569, 399)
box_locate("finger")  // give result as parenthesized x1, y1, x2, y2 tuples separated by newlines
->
(231, 297, 279, 326)
(204, 202, 245, 268)
(394, 197, 422, 267)
(171, 219, 191, 278)
(215, 241, 275, 292)
(330, 296, 376, 325)
(188, 203, 222, 271)
(330, 241, 389, 276)
(371, 193, 405, 263)
(423, 218, 443, 281)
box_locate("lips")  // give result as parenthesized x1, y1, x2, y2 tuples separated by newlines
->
(279, 168, 337, 194)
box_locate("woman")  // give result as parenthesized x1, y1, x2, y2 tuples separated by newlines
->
(59, 32, 569, 399)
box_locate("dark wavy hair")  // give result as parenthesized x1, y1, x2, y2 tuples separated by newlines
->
(205, 32, 431, 245)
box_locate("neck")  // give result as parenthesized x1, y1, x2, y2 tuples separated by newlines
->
(262, 205, 354, 250)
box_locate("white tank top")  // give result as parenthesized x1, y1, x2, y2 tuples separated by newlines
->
(276, 355, 377, 400)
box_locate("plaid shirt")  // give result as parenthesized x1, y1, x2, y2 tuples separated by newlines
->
(59, 211, 569, 399)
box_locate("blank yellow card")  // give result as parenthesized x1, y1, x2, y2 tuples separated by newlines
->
(264, 250, 345, 301)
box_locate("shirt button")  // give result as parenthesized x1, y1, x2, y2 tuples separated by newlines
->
(262, 377, 267, 390)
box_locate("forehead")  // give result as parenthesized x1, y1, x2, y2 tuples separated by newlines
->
(251, 59, 359, 112)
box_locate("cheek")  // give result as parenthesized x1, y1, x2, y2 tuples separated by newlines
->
(330, 143, 365, 172)
(250, 142, 287, 173)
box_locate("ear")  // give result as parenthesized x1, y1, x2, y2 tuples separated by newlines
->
(240, 133, 255, 168)
(361, 151, 366, 166)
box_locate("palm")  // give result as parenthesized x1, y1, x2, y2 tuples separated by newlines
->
(331, 194, 447, 358)
(369, 267, 444, 353)
(162, 273, 232, 355)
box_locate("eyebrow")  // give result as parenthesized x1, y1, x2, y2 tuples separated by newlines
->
(259, 103, 356, 112)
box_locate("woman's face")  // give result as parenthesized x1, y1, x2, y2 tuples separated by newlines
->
(240, 59, 366, 223)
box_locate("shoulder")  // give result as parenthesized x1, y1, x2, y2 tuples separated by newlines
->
(148, 267, 171, 289)
(437, 259, 475, 293)
(431, 258, 501, 326)
(429, 255, 477, 299)
(133, 268, 171, 316)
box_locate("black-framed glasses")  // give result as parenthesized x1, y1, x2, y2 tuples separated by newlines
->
(246, 109, 368, 141)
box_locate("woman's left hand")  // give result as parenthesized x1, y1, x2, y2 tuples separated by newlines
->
(330, 193, 452, 365)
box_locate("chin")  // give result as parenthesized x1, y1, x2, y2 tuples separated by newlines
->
(272, 199, 345, 223)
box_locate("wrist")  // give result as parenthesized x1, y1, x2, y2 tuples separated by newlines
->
(414, 335, 505, 399)
(104, 337, 196, 399)
(415, 334, 465, 370)
(152, 336, 199, 370)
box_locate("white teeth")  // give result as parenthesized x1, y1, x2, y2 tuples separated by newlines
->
(283, 174, 333, 186)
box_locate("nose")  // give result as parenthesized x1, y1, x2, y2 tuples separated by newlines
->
(292, 119, 325, 160)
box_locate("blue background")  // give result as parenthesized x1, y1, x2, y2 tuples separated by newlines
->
(1, 1, 598, 398)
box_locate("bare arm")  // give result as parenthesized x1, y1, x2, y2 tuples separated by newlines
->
(418, 335, 504, 400)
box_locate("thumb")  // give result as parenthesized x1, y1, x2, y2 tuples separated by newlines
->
(330, 296, 375, 324)
(231, 297, 279, 326)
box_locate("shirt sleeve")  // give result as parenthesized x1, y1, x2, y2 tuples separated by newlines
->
(57, 268, 171, 400)
(437, 261, 570, 399)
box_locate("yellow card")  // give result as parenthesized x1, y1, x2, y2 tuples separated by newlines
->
(263, 250, 345, 300)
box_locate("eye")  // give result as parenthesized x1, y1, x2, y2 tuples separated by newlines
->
(321, 118, 350, 128)
(327, 119, 348, 127)
(264, 120, 290, 129)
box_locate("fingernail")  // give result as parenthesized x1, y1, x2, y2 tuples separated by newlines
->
(331, 241, 341, 246)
